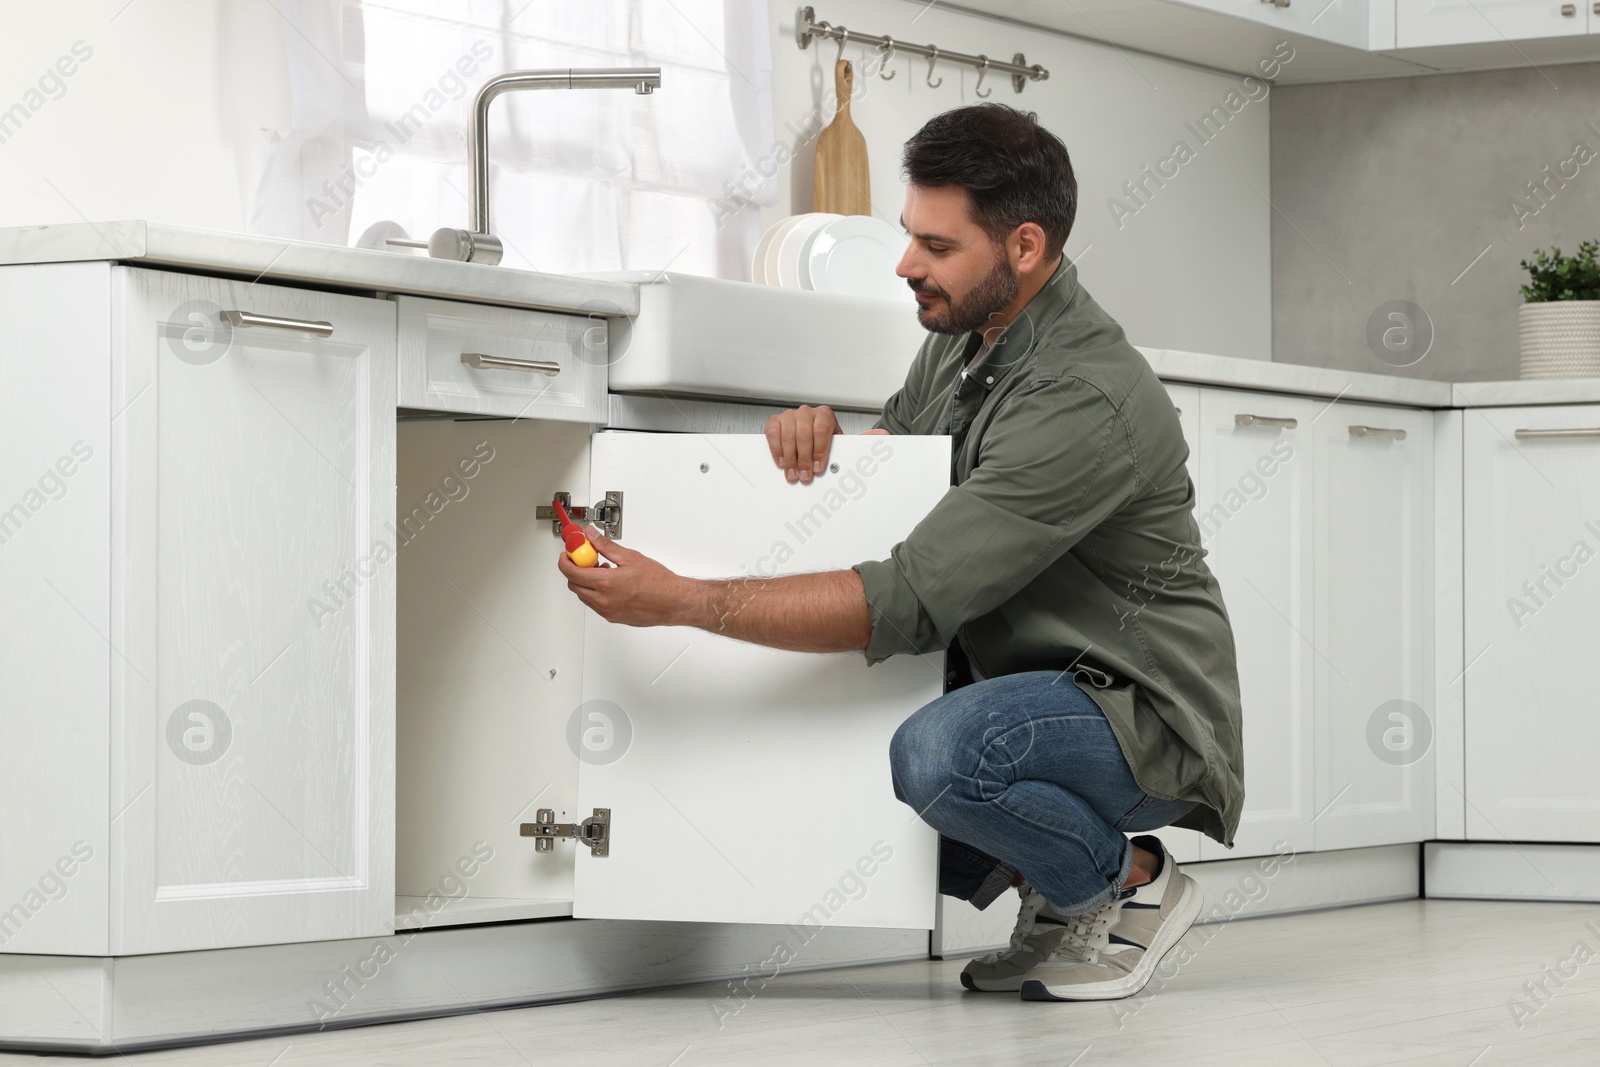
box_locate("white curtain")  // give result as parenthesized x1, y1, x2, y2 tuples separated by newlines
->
(249, 0, 775, 280)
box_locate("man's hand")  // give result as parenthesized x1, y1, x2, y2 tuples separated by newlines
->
(557, 525, 874, 653)
(558, 526, 697, 628)
(764, 404, 841, 484)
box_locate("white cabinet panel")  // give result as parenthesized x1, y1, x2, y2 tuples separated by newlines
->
(111, 268, 396, 953)
(1312, 402, 1435, 851)
(574, 434, 949, 928)
(0, 263, 113, 955)
(1463, 404, 1600, 842)
(1396, 0, 1587, 47)
(1196, 388, 1316, 860)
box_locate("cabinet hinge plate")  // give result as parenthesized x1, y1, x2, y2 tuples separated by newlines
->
(520, 807, 610, 857)
(535, 491, 624, 539)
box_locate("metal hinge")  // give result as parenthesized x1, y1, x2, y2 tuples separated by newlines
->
(535, 491, 624, 539)
(520, 807, 611, 857)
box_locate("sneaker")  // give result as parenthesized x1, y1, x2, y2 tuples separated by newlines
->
(1019, 835, 1203, 1002)
(959, 881, 1061, 992)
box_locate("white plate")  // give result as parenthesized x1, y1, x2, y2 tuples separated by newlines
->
(750, 217, 790, 285)
(805, 216, 910, 302)
(776, 213, 841, 289)
(759, 215, 811, 287)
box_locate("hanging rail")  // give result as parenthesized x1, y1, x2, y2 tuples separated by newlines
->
(795, 6, 1049, 94)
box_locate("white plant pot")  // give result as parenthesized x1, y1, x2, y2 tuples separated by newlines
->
(1519, 300, 1600, 379)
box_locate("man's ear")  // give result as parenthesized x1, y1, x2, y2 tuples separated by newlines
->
(1011, 221, 1049, 275)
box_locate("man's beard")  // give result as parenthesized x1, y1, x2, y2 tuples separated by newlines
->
(909, 251, 1021, 336)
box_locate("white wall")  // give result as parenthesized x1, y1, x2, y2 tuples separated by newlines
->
(0, 0, 1272, 359)
(765, 0, 1272, 359)
(0, 0, 290, 235)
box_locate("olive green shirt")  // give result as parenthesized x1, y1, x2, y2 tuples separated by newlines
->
(852, 258, 1244, 847)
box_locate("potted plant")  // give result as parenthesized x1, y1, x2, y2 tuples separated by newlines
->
(1519, 240, 1600, 379)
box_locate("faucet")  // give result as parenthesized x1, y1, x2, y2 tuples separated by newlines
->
(427, 67, 662, 266)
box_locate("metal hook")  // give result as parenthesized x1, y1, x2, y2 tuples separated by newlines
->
(835, 27, 849, 63)
(974, 55, 992, 98)
(926, 47, 943, 89)
(878, 36, 897, 80)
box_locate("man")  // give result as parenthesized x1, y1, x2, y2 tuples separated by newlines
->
(559, 103, 1243, 1003)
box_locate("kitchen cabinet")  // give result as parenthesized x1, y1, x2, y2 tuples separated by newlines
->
(0, 262, 953, 957)
(1311, 401, 1435, 851)
(1395, 0, 1588, 48)
(1463, 404, 1600, 842)
(111, 267, 399, 954)
(1172, 0, 1371, 50)
(1195, 387, 1317, 860)
(396, 422, 951, 930)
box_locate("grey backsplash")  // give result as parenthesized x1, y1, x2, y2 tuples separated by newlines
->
(1270, 61, 1600, 382)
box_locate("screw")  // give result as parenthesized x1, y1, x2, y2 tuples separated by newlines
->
(699, 462, 710, 473)
(829, 462, 839, 473)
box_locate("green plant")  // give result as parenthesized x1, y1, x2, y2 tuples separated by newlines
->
(1520, 241, 1600, 302)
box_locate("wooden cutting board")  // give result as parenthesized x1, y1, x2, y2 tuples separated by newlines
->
(814, 60, 871, 216)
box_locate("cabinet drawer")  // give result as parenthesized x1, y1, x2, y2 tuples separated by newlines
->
(396, 295, 606, 421)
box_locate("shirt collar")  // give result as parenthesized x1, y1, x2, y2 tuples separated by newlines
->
(961, 256, 1079, 392)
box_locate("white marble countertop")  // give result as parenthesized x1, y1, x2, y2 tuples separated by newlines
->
(5, 221, 1599, 410)
(0, 220, 638, 317)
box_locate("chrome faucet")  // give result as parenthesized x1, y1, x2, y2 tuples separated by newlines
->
(427, 68, 662, 266)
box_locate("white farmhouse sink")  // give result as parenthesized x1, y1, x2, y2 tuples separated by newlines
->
(595, 272, 927, 411)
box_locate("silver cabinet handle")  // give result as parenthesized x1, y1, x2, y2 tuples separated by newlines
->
(1235, 412, 1297, 429)
(461, 352, 561, 376)
(1514, 427, 1600, 439)
(221, 310, 334, 337)
(1349, 424, 1406, 440)
(1562, 3, 1576, 14)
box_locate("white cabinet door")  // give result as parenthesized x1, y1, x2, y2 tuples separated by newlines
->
(1153, 383, 1206, 866)
(1196, 388, 1315, 860)
(1463, 405, 1600, 842)
(1396, 0, 1586, 47)
(573, 434, 948, 928)
(1167, 0, 1369, 49)
(1312, 402, 1435, 851)
(111, 268, 396, 953)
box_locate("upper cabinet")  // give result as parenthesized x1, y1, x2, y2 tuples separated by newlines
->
(1397, 0, 1590, 48)
(966, 0, 1600, 81)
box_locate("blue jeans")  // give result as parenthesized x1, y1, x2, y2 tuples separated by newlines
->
(889, 670, 1196, 915)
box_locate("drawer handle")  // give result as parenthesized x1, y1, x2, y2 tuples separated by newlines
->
(461, 352, 561, 376)
(1349, 424, 1406, 440)
(1235, 413, 1297, 429)
(221, 310, 334, 337)
(1514, 427, 1600, 439)
(1562, 2, 1576, 14)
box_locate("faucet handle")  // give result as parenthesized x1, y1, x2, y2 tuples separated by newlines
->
(428, 227, 505, 266)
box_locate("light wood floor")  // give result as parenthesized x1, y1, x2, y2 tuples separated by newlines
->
(11, 899, 1600, 1065)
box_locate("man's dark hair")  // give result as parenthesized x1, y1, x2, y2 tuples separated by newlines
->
(901, 103, 1076, 261)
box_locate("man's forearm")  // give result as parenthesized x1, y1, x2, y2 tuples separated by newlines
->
(678, 569, 873, 653)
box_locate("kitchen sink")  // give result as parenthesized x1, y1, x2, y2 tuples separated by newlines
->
(592, 271, 926, 411)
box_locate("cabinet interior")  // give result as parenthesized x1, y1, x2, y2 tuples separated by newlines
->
(394, 417, 592, 927)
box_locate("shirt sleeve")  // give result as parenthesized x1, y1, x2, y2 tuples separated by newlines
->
(851, 376, 1139, 665)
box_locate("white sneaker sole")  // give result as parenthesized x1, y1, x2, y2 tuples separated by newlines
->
(1018, 874, 1204, 1002)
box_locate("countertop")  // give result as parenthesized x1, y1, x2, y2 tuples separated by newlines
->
(0, 220, 638, 317)
(4, 221, 1599, 410)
